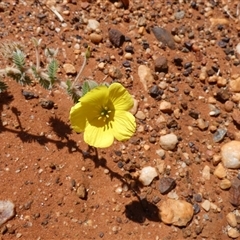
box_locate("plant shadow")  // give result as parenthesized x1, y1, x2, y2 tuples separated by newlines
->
(1, 103, 160, 223)
(125, 199, 160, 223)
(1, 105, 79, 153)
(84, 147, 160, 223)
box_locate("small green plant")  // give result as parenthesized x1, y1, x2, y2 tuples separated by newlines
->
(0, 39, 91, 102)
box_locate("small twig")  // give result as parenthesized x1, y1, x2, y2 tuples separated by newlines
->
(49, 6, 64, 22)
(223, 5, 235, 20)
(237, 3, 240, 18)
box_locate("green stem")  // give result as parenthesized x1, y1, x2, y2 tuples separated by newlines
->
(72, 55, 87, 87)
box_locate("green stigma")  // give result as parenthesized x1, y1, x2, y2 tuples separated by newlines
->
(98, 106, 111, 121)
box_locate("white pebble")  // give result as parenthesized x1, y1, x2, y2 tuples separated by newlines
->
(139, 166, 158, 186)
(202, 165, 211, 180)
(201, 200, 211, 211)
(160, 133, 178, 151)
(115, 187, 123, 194)
(221, 141, 240, 169)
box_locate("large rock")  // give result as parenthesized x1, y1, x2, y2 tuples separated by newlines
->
(159, 199, 193, 226)
(221, 141, 240, 169)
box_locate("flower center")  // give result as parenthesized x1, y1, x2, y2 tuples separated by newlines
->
(98, 106, 112, 122)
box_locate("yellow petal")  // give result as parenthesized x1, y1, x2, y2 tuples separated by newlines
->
(109, 83, 133, 111)
(70, 85, 109, 132)
(81, 85, 108, 108)
(112, 111, 136, 141)
(69, 102, 89, 132)
(84, 119, 114, 148)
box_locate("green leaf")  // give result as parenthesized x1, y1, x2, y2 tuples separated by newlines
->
(85, 46, 91, 59)
(66, 80, 81, 103)
(7, 71, 32, 86)
(45, 48, 58, 59)
(31, 65, 39, 79)
(32, 66, 51, 89)
(82, 80, 98, 96)
(0, 80, 8, 93)
(32, 38, 42, 47)
(38, 77, 51, 89)
(12, 49, 26, 73)
(48, 59, 58, 85)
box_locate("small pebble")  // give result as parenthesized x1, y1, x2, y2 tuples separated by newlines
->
(159, 177, 176, 194)
(226, 212, 237, 227)
(90, 33, 103, 44)
(63, 63, 76, 75)
(221, 141, 240, 169)
(213, 128, 227, 143)
(159, 133, 178, 151)
(76, 184, 87, 199)
(135, 111, 146, 120)
(159, 101, 172, 113)
(201, 200, 211, 212)
(124, 52, 132, 60)
(115, 187, 123, 195)
(138, 65, 154, 91)
(154, 56, 168, 73)
(139, 166, 158, 186)
(225, 101, 234, 112)
(152, 26, 175, 50)
(228, 228, 240, 239)
(213, 163, 226, 179)
(219, 179, 231, 190)
(229, 77, 240, 92)
(86, 19, 100, 31)
(202, 165, 211, 180)
(229, 178, 240, 206)
(108, 28, 125, 47)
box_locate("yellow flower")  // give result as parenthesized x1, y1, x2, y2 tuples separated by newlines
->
(70, 83, 136, 148)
